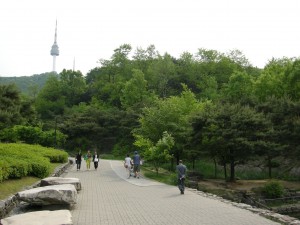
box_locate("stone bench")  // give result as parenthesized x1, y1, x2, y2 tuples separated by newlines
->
(1, 209, 72, 225)
(40, 177, 81, 191)
(16, 184, 77, 206)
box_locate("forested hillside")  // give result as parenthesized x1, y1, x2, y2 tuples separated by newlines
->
(1, 44, 300, 181)
(0, 72, 58, 96)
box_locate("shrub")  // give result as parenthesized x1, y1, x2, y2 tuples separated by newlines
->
(0, 160, 10, 182)
(0, 125, 67, 148)
(263, 180, 284, 198)
(0, 143, 68, 182)
(35, 148, 68, 163)
(5, 159, 29, 178)
(30, 161, 51, 178)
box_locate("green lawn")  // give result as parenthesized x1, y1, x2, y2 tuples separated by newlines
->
(0, 162, 64, 200)
(0, 176, 40, 200)
(142, 165, 177, 186)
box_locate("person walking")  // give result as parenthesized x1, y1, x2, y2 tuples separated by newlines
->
(132, 151, 141, 179)
(85, 150, 92, 170)
(93, 151, 99, 170)
(176, 160, 187, 194)
(124, 154, 132, 178)
(75, 151, 82, 171)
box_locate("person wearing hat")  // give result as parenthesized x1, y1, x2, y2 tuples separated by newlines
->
(132, 151, 141, 178)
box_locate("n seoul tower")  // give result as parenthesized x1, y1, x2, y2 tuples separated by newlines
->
(50, 20, 59, 72)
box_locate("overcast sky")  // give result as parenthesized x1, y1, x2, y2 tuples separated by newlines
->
(1, 0, 299, 77)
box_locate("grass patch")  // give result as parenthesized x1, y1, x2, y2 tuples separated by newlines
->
(142, 166, 177, 186)
(0, 176, 40, 200)
(99, 154, 120, 160)
(0, 162, 65, 201)
(49, 163, 63, 173)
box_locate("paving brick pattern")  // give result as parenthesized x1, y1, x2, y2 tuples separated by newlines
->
(65, 159, 280, 225)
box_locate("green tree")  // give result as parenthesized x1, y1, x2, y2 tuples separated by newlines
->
(134, 85, 203, 163)
(0, 125, 66, 148)
(109, 43, 133, 82)
(226, 49, 251, 68)
(132, 44, 159, 73)
(190, 102, 231, 178)
(147, 53, 177, 98)
(136, 131, 174, 175)
(60, 102, 139, 152)
(60, 69, 87, 106)
(0, 84, 22, 129)
(256, 96, 300, 163)
(192, 102, 270, 181)
(284, 59, 300, 100)
(35, 75, 65, 120)
(253, 57, 293, 101)
(176, 52, 200, 94)
(120, 69, 157, 110)
(197, 75, 219, 101)
(222, 71, 255, 104)
(195, 48, 243, 90)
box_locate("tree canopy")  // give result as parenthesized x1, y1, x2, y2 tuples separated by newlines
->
(1, 44, 300, 181)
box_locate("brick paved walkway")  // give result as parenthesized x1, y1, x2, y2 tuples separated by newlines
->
(64, 159, 280, 225)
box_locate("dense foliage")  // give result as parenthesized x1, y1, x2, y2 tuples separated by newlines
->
(0, 72, 57, 96)
(263, 180, 284, 198)
(0, 143, 68, 182)
(1, 44, 300, 181)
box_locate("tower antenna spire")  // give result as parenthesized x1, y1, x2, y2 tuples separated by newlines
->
(50, 19, 59, 72)
(54, 20, 58, 44)
(73, 57, 76, 71)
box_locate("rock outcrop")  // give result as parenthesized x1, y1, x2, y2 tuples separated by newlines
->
(1, 210, 72, 225)
(16, 184, 77, 205)
(40, 177, 81, 191)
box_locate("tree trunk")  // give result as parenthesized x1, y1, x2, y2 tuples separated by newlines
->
(268, 156, 272, 178)
(176, 154, 180, 165)
(213, 158, 217, 178)
(223, 162, 227, 180)
(170, 157, 174, 171)
(230, 160, 235, 182)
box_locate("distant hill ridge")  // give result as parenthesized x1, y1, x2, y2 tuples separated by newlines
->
(0, 72, 58, 95)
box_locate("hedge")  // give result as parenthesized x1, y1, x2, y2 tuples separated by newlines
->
(0, 143, 68, 182)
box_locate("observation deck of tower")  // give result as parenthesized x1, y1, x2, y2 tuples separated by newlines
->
(50, 20, 59, 72)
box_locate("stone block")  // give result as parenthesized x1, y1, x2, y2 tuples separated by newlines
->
(1, 210, 72, 225)
(16, 184, 77, 206)
(40, 177, 81, 191)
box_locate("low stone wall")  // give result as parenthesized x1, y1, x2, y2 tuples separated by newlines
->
(188, 188, 300, 225)
(0, 159, 72, 219)
(275, 205, 300, 214)
(0, 195, 18, 219)
(51, 158, 74, 177)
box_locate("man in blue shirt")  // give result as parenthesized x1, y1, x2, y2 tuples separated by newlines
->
(133, 151, 141, 179)
(176, 160, 187, 194)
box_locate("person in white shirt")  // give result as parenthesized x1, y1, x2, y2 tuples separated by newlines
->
(124, 154, 132, 178)
(93, 151, 99, 170)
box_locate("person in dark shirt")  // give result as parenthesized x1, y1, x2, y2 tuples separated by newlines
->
(76, 151, 82, 171)
(176, 160, 187, 194)
(132, 151, 141, 179)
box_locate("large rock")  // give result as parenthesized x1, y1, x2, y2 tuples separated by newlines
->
(40, 177, 81, 191)
(1, 210, 72, 225)
(16, 184, 77, 205)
